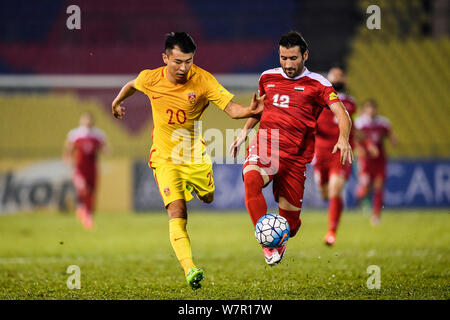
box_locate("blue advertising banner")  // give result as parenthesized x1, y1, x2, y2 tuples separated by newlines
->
(133, 160, 450, 211)
(381, 160, 450, 208)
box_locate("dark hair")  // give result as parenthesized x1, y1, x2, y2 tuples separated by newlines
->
(329, 63, 346, 73)
(165, 32, 197, 54)
(364, 99, 378, 108)
(279, 31, 309, 54)
(81, 111, 94, 119)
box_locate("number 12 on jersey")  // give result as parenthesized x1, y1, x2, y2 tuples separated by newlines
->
(272, 94, 290, 108)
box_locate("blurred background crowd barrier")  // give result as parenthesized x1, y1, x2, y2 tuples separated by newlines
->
(0, 0, 448, 213)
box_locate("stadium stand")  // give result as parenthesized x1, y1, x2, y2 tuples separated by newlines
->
(346, 0, 450, 157)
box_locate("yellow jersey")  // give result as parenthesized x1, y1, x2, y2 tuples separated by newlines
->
(134, 64, 234, 165)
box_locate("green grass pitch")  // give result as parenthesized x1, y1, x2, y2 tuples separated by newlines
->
(0, 210, 448, 300)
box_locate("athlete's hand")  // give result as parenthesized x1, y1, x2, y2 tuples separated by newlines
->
(249, 93, 266, 116)
(332, 136, 353, 165)
(112, 102, 126, 119)
(229, 132, 247, 158)
(367, 142, 379, 158)
(62, 154, 73, 167)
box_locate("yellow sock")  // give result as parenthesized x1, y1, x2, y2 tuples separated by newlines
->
(169, 218, 196, 276)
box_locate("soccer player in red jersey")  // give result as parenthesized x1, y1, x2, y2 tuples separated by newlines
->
(230, 31, 353, 266)
(354, 99, 398, 226)
(313, 65, 357, 246)
(63, 112, 107, 230)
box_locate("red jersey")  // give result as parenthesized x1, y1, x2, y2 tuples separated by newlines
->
(315, 92, 357, 152)
(354, 114, 391, 161)
(257, 67, 340, 163)
(67, 126, 106, 175)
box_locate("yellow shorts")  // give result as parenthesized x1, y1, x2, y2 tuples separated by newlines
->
(151, 160, 215, 207)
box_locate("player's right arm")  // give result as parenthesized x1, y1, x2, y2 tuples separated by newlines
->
(62, 136, 75, 166)
(111, 79, 137, 119)
(387, 122, 399, 146)
(229, 116, 260, 158)
(228, 73, 267, 157)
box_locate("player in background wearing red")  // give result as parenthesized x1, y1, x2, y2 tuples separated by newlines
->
(313, 65, 357, 246)
(63, 112, 108, 230)
(354, 99, 398, 226)
(230, 31, 353, 266)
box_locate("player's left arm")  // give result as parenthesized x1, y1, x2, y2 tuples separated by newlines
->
(229, 115, 261, 158)
(329, 101, 354, 164)
(99, 135, 111, 156)
(387, 126, 399, 146)
(204, 71, 265, 119)
(223, 93, 266, 119)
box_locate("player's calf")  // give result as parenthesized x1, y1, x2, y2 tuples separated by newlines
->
(244, 170, 268, 226)
(278, 207, 302, 238)
(356, 173, 371, 200)
(278, 196, 302, 238)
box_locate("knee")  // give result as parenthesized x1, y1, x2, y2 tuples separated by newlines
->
(199, 192, 214, 204)
(243, 170, 264, 194)
(328, 185, 342, 198)
(167, 200, 187, 219)
(373, 179, 384, 191)
(329, 175, 346, 198)
(320, 186, 329, 201)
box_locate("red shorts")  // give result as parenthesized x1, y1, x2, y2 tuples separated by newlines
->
(312, 149, 352, 186)
(73, 169, 97, 195)
(243, 137, 306, 208)
(357, 157, 386, 185)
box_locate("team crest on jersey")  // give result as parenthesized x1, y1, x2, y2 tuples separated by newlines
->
(164, 187, 171, 197)
(329, 92, 339, 100)
(188, 92, 197, 104)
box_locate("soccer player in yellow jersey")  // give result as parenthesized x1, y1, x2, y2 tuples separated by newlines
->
(111, 32, 265, 290)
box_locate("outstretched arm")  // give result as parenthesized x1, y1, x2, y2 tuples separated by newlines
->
(229, 115, 261, 158)
(329, 101, 354, 164)
(112, 80, 137, 119)
(100, 137, 111, 156)
(62, 138, 74, 166)
(223, 93, 266, 119)
(389, 131, 399, 146)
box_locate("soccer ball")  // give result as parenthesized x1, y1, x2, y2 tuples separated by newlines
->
(255, 213, 290, 248)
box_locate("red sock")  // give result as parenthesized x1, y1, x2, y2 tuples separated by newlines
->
(86, 193, 94, 215)
(373, 189, 383, 217)
(244, 171, 267, 226)
(279, 207, 301, 238)
(80, 187, 95, 216)
(77, 190, 88, 212)
(328, 197, 343, 233)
